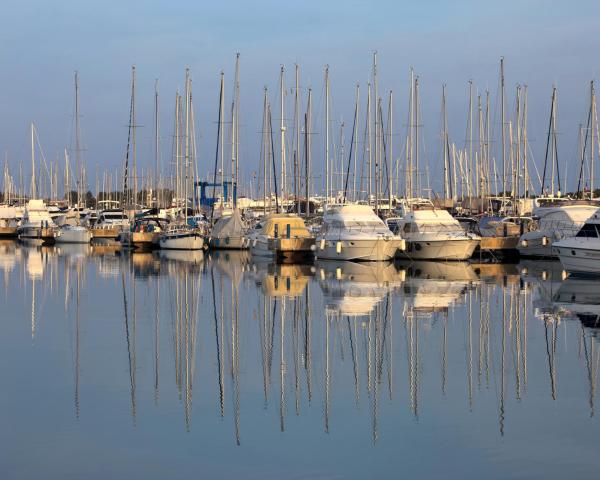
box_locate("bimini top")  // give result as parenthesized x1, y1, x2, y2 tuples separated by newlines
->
(256, 213, 312, 238)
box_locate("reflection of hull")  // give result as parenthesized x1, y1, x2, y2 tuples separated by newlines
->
(158, 249, 204, 263)
(317, 260, 402, 316)
(554, 278, 600, 315)
(399, 261, 478, 313)
(398, 238, 479, 260)
(246, 261, 313, 297)
(159, 231, 204, 250)
(316, 238, 403, 261)
(209, 235, 247, 250)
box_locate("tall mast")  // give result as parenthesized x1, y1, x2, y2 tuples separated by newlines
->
(132, 66, 137, 208)
(414, 75, 420, 197)
(367, 82, 372, 205)
(468, 79, 473, 203)
(154, 79, 160, 207)
(442, 85, 449, 199)
(30, 122, 36, 199)
(523, 86, 529, 198)
(74, 71, 82, 208)
(232, 53, 240, 207)
(184, 69, 191, 223)
(306, 88, 312, 217)
(219, 71, 225, 208)
(591, 81, 596, 199)
(279, 66, 286, 205)
(353, 84, 360, 202)
(500, 57, 506, 200)
(294, 64, 300, 214)
(515, 85, 521, 214)
(373, 52, 378, 208)
(387, 90, 393, 215)
(324, 65, 330, 206)
(262, 87, 268, 215)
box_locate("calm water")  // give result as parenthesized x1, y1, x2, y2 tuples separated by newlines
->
(1, 240, 599, 479)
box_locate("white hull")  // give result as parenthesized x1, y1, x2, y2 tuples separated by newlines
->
(159, 232, 204, 250)
(555, 239, 600, 275)
(316, 238, 403, 261)
(56, 227, 92, 244)
(398, 238, 479, 260)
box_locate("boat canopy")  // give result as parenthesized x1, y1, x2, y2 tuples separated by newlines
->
(257, 213, 311, 238)
(211, 208, 245, 238)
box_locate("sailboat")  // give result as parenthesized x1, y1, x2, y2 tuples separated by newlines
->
(209, 208, 247, 249)
(17, 123, 58, 245)
(246, 74, 315, 262)
(57, 73, 92, 244)
(159, 69, 204, 251)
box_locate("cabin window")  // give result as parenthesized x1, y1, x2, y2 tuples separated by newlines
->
(575, 223, 599, 238)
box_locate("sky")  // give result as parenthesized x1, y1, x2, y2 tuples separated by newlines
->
(1, 0, 600, 197)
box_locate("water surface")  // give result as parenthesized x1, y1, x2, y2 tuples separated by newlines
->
(1, 241, 599, 479)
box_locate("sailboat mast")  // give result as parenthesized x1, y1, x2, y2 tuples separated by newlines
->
(500, 57, 506, 201)
(367, 82, 372, 205)
(442, 85, 449, 199)
(154, 79, 160, 207)
(30, 122, 36, 199)
(387, 90, 393, 215)
(306, 88, 312, 217)
(294, 64, 300, 214)
(325, 65, 330, 206)
(591, 81, 596, 199)
(132, 66, 137, 208)
(74, 71, 82, 208)
(280, 66, 286, 206)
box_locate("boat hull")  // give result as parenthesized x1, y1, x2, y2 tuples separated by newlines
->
(56, 228, 92, 244)
(18, 226, 56, 245)
(119, 231, 160, 250)
(209, 235, 247, 250)
(249, 236, 315, 262)
(555, 240, 600, 275)
(398, 238, 479, 260)
(316, 238, 404, 261)
(0, 226, 18, 238)
(91, 227, 121, 240)
(159, 232, 204, 250)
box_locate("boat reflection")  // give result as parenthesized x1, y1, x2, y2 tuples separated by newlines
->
(399, 260, 478, 314)
(316, 260, 401, 317)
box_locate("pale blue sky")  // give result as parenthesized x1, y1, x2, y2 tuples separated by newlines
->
(1, 0, 600, 195)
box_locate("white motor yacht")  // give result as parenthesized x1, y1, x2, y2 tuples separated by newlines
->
(316, 204, 404, 261)
(17, 199, 58, 245)
(518, 198, 599, 257)
(554, 210, 600, 275)
(388, 202, 480, 260)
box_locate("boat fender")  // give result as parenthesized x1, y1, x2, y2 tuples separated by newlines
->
(320, 239, 325, 250)
(542, 236, 549, 246)
(336, 241, 342, 253)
